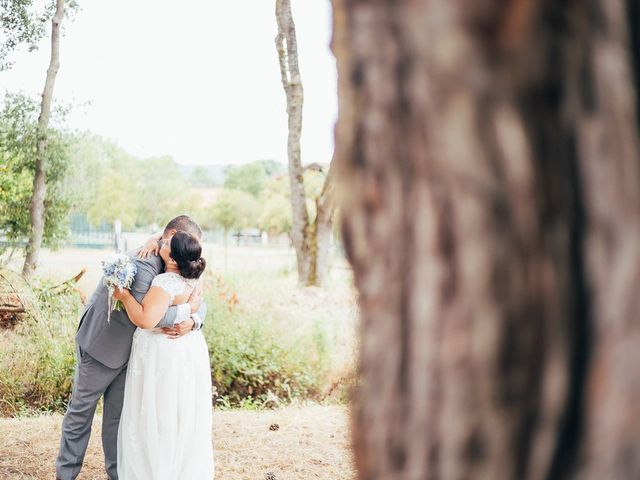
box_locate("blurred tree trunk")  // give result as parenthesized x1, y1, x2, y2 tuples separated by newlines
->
(628, 0, 640, 119)
(332, 0, 640, 479)
(22, 0, 65, 278)
(275, 0, 335, 287)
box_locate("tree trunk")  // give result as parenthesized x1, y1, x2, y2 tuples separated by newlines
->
(628, 0, 639, 116)
(275, 0, 336, 287)
(311, 164, 336, 287)
(332, 0, 640, 479)
(275, 0, 310, 284)
(22, 0, 65, 278)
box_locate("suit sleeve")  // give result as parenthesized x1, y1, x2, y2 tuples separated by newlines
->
(193, 302, 207, 330)
(128, 259, 178, 328)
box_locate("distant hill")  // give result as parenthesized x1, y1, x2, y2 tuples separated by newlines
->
(178, 160, 287, 188)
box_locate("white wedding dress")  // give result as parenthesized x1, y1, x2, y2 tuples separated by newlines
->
(117, 272, 215, 479)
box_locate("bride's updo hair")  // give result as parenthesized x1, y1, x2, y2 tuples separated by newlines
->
(170, 231, 206, 279)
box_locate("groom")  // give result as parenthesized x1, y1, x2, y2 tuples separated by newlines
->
(55, 215, 207, 480)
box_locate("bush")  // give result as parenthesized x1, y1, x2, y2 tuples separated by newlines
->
(0, 278, 81, 416)
(0, 268, 354, 416)
(204, 273, 328, 409)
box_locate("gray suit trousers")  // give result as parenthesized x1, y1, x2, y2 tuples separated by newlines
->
(55, 344, 127, 480)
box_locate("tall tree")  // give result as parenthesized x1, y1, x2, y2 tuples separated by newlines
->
(275, 0, 335, 287)
(332, 0, 640, 479)
(22, 0, 65, 278)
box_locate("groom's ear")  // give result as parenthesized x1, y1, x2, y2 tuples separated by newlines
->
(163, 228, 177, 239)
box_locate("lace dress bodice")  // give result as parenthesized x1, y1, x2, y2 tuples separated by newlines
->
(150, 272, 197, 304)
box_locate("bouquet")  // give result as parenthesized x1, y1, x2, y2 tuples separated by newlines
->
(101, 254, 137, 323)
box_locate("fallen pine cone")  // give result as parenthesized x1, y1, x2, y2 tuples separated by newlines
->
(269, 423, 280, 431)
(266, 471, 277, 480)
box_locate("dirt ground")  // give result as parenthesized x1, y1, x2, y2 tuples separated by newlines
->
(0, 405, 355, 480)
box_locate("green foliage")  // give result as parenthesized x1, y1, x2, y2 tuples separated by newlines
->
(0, 278, 81, 416)
(0, 93, 72, 252)
(0, 261, 354, 415)
(65, 149, 292, 236)
(0, 0, 80, 71)
(223, 160, 284, 199)
(258, 193, 291, 236)
(224, 161, 268, 198)
(87, 169, 138, 229)
(65, 134, 201, 229)
(189, 165, 216, 188)
(203, 272, 330, 408)
(262, 173, 289, 198)
(0, 0, 47, 71)
(210, 189, 259, 233)
(256, 159, 285, 177)
(303, 169, 325, 201)
(136, 156, 187, 227)
(255, 169, 326, 237)
(0, 270, 348, 415)
(64, 133, 130, 215)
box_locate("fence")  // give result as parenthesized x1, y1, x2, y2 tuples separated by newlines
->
(3, 214, 343, 257)
(67, 214, 114, 249)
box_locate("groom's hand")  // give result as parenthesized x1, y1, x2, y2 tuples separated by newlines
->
(188, 280, 203, 314)
(161, 318, 195, 339)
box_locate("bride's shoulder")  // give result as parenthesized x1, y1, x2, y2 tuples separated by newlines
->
(153, 272, 173, 280)
(151, 272, 172, 283)
(151, 272, 182, 292)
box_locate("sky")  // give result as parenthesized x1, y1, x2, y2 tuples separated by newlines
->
(0, 0, 337, 166)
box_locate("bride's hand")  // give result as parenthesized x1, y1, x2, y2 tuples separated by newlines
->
(138, 238, 161, 259)
(112, 287, 130, 302)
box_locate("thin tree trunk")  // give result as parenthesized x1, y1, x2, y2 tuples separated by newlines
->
(22, 0, 65, 278)
(275, 0, 336, 287)
(332, 0, 640, 479)
(275, 0, 310, 284)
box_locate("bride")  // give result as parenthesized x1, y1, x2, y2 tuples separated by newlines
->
(113, 231, 214, 479)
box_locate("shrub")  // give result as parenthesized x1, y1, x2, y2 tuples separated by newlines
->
(0, 268, 354, 416)
(0, 278, 81, 416)
(204, 273, 326, 409)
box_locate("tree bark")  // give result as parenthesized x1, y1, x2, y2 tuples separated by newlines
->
(628, 0, 640, 123)
(312, 163, 336, 287)
(332, 0, 640, 479)
(275, 0, 310, 284)
(275, 0, 335, 287)
(22, 0, 65, 278)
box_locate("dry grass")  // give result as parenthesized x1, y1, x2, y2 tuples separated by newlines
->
(0, 405, 355, 480)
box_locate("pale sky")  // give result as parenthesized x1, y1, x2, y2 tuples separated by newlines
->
(0, 0, 337, 166)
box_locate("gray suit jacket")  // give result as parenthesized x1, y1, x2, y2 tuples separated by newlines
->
(76, 250, 199, 369)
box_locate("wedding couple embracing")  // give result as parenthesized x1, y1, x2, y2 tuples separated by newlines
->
(55, 215, 215, 480)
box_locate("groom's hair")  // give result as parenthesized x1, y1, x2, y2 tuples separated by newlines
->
(163, 215, 202, 239)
